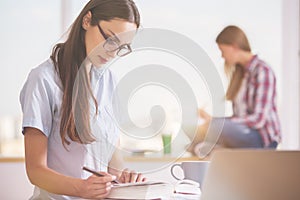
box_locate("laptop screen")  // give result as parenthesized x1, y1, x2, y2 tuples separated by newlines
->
(201, 150, 300, 200)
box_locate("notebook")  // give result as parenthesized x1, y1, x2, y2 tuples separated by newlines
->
(106, 181, 174, 200)
(200, 150, 300, 200)
(106, 179, 201, 199)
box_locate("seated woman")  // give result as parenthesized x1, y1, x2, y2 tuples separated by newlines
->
(193, 25, 281, 156)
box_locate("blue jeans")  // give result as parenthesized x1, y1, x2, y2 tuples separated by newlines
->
(206, 118, 277, 149)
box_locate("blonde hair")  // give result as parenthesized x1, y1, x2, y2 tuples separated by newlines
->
(216, 25, 251, 100)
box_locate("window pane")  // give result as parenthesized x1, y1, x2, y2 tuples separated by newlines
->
(0, 0, 60, 156)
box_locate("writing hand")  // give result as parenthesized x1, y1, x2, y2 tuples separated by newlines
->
(118, 168, 146, 183)
(80, 172, 116, 199)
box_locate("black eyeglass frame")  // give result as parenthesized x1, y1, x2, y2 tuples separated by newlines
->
(97, 23, 132, 57)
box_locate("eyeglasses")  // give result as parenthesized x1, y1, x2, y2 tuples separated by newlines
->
(97, 23, 132, 57)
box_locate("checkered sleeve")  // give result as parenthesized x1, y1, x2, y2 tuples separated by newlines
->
(232, 66, 275, 129)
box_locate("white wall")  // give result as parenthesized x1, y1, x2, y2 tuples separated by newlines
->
(0, 162, 33, 199)
(281, 0, 300, 149)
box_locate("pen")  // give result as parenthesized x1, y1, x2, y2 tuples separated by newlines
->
(82, 166, 119, 184)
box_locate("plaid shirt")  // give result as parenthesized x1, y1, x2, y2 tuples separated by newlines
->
(231, 55, 281, 147)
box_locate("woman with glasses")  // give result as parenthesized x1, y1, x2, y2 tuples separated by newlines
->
(195, 25, 281, 154)
(20, 0, 143, 199)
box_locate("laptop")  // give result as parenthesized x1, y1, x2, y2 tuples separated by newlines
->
(201, 150, 300, 200)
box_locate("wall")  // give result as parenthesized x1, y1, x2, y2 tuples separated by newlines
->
(0, 161, 33, 199)
(281, 0, 300, 149)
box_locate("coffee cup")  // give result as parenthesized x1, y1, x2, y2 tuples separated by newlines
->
(171, 161, 210, 188)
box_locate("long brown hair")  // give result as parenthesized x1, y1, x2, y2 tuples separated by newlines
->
(50, 0, 140, 147)
(216, 25, 251, 100)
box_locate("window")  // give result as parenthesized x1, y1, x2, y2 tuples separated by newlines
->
(0, 0, 60, 156)
(1, 0, 297, 157)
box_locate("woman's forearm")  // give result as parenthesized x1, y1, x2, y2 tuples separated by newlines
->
(26, 164, 84, 197)
(24, 128, 84, 197)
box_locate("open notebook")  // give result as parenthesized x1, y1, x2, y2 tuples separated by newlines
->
(105, 180, 201, 200)
(106, 181, 174, 200)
